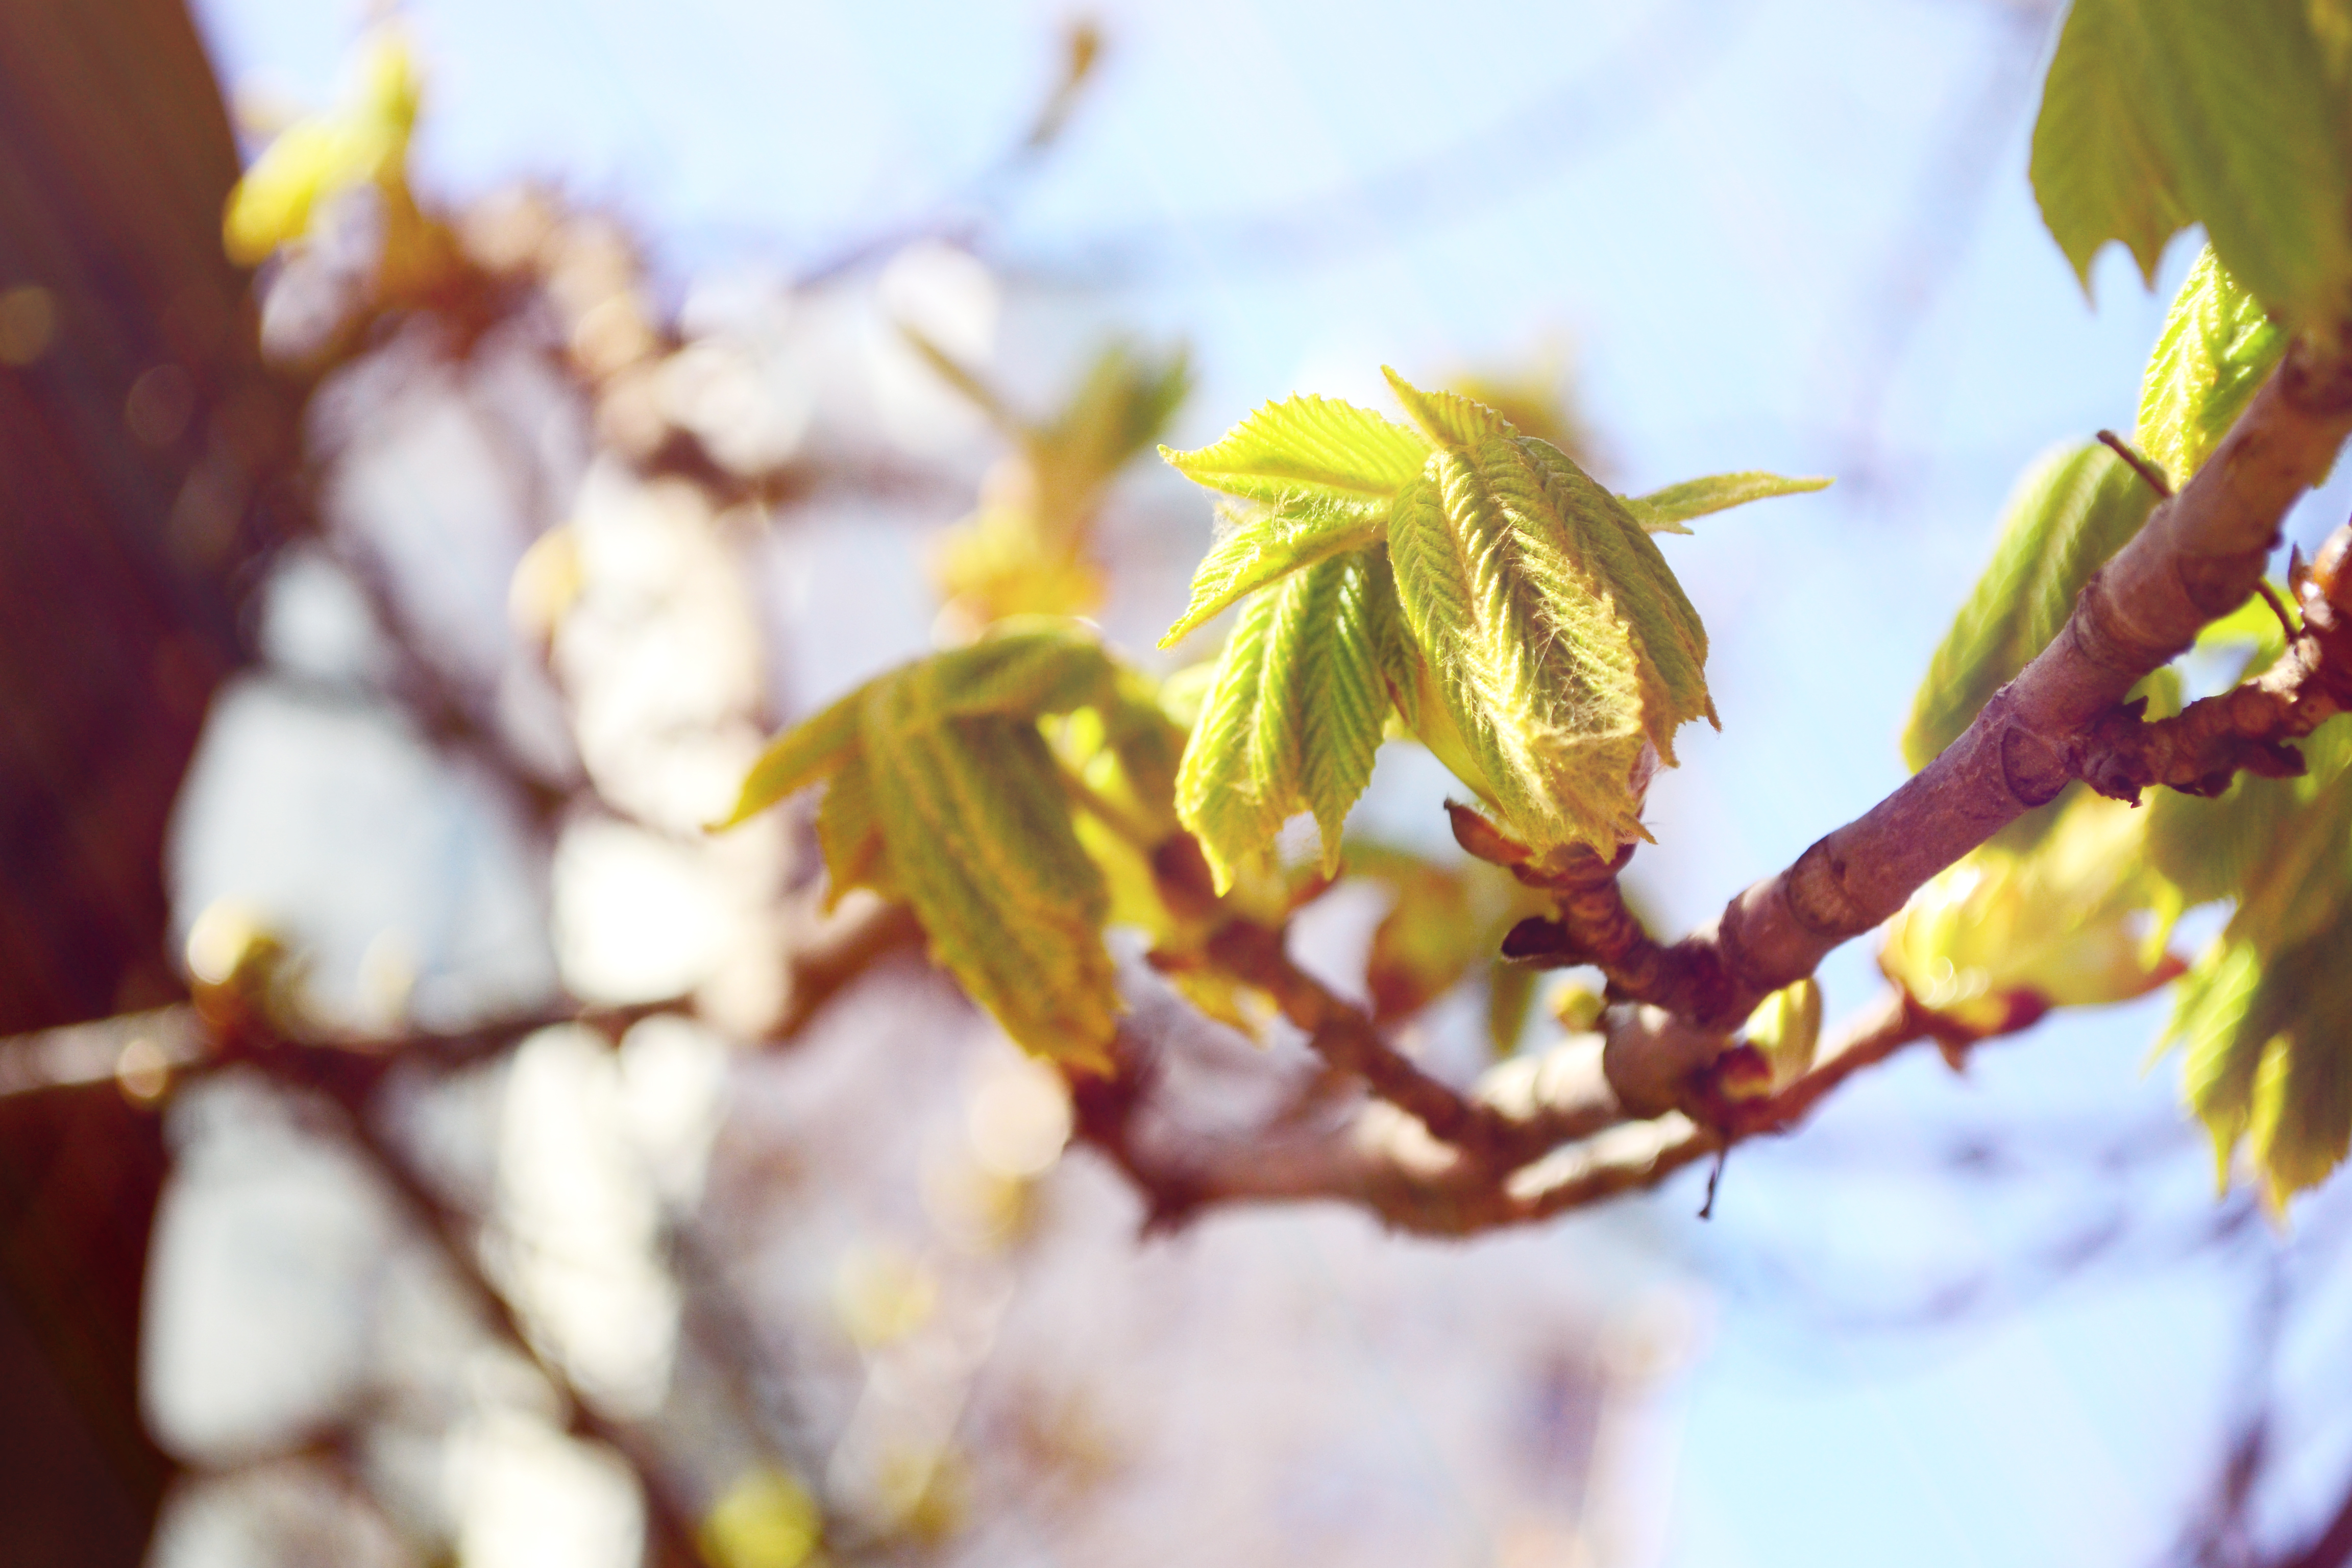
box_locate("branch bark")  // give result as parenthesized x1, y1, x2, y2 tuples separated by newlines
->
(1628, 340, 2352, 1048)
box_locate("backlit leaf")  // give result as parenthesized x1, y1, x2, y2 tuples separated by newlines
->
(866, 673, 1121, 1070)
(1623, 472, 1831, 535)
(1175, 551, 1391, 889)
(1881, 791, 2178, 1034)
(2135, 246, 2290, 488)
(1160, 497, 1388, 645)
(813, 749, 894, 911)
(1742, 976, 1823, 1090)
(1161, 394, 1430, 506)
(2029, 0, 2194, 287)
(2031, 0, 2352, 334)
(1903, 441, 2157, 771)
(717, 684, 865, 828)
(1383, 370, 1712, 859)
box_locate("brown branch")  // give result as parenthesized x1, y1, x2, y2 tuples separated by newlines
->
(1201, 918, 1516, 1157)
(2079, 523, 2352, 799)
(1078, 983, 1989, 1237)
(1624, 339, 2352, 1050)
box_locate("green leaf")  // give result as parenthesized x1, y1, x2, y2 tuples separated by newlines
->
(813, 748, 893, 910)
(716, 684, 867, 828)
(1623, 472, 1832, 535)
(1161, 394, 1431, 505)
(2031, 0, 2352, 334)
(865, 674, 1122, 1069)
(1742, 976, 1823, 1089)
(2175, 927, 2352, 1206)
(2029, 0, 2195, 287)
(2164, 728, 2352, 1204)
(1175, 551, 1392, 890)
(1160, 497, 1388, 645)
(1902, 441, 2157, 771)
(1383, 373, 1713, 858)
(2135, 246, 2290, 488)
(915, 622, 1118, 722)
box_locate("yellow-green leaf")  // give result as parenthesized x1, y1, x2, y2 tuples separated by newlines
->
(865, 675, 1121, 1069)
(918, 622, 1118, 722)
(1160, 497, 1388, 646)
(2031, 0, 2352, 334)
(2029, 0, 2194, 287)
(1902, 442, 2157, 771)
(1881, 791, 2179, 1034)
(1742, 976, 1823, 1090)
(813, 749, 894, 910)
(1623, 472, 1832, 535)
(2135, 246, 2289, 489)
(1175, 551, 1392, 890)
(1162, 394, 1430, 506)
(1383, 373, 1712, 859)
(715, 684, 866, 828)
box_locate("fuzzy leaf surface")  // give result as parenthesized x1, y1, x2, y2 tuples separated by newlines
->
(2135, 246, 2290, 488)
(1161, 394, 1430, 505)
(1161, 498, 1388, 645)
(1175, 551, 1391, 889)
(1383, 372, 1712, 857)
(1623, 472, 1831, 534)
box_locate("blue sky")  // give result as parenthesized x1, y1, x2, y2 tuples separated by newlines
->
(187, 2, 2352, 1563)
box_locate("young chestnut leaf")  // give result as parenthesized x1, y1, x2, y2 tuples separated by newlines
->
(1161, 497, 1391, 646)
(1175, 550, 1391, 891)
(1621, 471, 1831, 535)
(2135, 246, 2289, 489)
(1732, 975, 1823, 1095)
(1161, 393, 1431, 506)
(866, 678, 1123, 1074)
(715, 623, 1128, 1069)
(2031, 0, 2352, 336)
(1382, 367, 1714, 860)
(2174, 920, 2352, 1210)
(1880, 791, 2180, 1035)
(1902, 440, 2157, 772)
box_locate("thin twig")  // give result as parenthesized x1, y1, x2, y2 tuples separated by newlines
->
(2100, 428, 2175, 499)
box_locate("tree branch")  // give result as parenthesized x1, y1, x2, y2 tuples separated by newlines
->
(1625, 340, 2352, 1051)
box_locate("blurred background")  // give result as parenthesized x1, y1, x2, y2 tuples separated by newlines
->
(3, 0, 2350, 1564)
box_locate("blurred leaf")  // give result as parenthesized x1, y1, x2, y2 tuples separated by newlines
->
(1345, 841, 1551, 1028)
(1742, 976, 1823, 1090)
(1881, 791, 2179, 1033)
(1622, 472, 1831, 535)
(1484, 963, 1538, 1058)
(869, 677, 1121, 1070)
(1903, 441, 2157, 771)
(1383, 367, 1712, 860)
(718, 685, 866, 829)
(815, 749, 894, 911)
(933, 505, 1106, 625)
(700, 1468, 822, 1568)
(2136, 246, 2290, 488)
(720, 626, 1129, 1067)
(2031, 0, 2352, 335)
(1176, 551, 1390, 890)
(1161, 393, 1430, 506)
(2174, 923, 2352, 1207)
(1028, 341, 1192, 544)
(222, 29, 422, 264)
(924, 338, 1187, 631)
